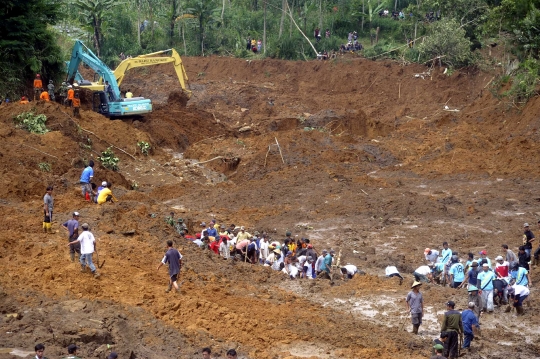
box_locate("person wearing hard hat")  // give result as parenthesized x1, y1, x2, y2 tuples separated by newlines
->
(33, 74, 42, 100)
(405, 281, 424, 334)
(66, 85, 75, 107)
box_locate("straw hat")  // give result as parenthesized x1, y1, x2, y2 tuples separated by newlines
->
(411, 281, 422, 288)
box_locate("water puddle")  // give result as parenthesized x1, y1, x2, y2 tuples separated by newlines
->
(0, 348, 35, 357)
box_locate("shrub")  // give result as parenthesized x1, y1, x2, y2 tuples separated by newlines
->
(97, 147, 119, 171)
(137, 141, 151, 156)
(38, 162, 51, 172)
(418, 19, 473, 67)
(13, 111, 48, 134)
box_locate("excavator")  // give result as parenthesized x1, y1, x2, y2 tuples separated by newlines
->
(66, 40, 190, 117)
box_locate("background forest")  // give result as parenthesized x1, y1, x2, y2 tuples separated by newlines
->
(1, 0, 540, 99)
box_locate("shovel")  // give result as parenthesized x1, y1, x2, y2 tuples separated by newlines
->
(95, 250, 105, 269)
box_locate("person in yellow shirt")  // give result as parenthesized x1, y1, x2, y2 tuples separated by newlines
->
(40, 89, 50, 101)
(97, 182, 118, 204)
(236, 226, 251, 241)
(125, 89, 133, 98)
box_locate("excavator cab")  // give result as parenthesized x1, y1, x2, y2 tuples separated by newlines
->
(92, 92, 110, 116)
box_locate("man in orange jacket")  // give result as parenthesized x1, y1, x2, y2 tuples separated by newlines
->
(33, 74, 42, 100)
(66, 85, 75, 107)
(40, 89, 50, 101)
(73, 93, 81, 117)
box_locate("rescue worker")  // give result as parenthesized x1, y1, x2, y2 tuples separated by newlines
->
(59, 82, 67, 105)
(20, 96, 29, 104)
(33, 74, 42, 100)
(72, 93, 81, 117)
(39, 89, 50, 101)
(47, 80, 55, 101)
(125, 89, 133, 98)
(441, 301, 463, 359)
(66, 85, 75, 107)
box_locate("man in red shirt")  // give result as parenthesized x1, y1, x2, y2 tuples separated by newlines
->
(494, 255, 509, 278)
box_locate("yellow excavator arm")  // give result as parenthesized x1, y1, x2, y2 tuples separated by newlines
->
(79, 48, 191, 98)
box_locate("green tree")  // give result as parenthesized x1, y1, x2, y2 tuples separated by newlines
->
(186, 0, 221, 55)
(418, 19, 472, 67)
(0, 0, 64, 97)
(72, 0, 121, 57)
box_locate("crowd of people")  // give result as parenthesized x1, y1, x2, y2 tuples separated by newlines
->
(31, 344, 240, 359)
(379, 9, 440, 22)
(400, 223, 535, 359)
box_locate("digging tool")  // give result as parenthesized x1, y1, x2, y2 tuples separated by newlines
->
(95, 250, 105, 269)
(458, 333, 463, 357)
(398, 314, 409, 332)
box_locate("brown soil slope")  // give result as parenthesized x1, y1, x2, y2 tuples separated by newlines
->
(0, 56, 539, 358)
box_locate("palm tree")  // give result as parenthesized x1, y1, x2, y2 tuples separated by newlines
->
(72, 0, 120, 57)
(186, 0, 220, 56)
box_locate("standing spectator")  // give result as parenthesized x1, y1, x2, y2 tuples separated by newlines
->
(62, 212, 81, 262)
(219, 237, 230, 259)
(325, 29, 330, 38)
(68, 223, 100, 278)
(476, 263, 495, 312)
(72, 93, 81, 117)
(502, 244, 517, 263)
(33, 74, 42, 101)
(47, 80, 55, 101)
(257, 39, 262, 52)
(518, 246, 530, 270)
(80, 160, 94, 201)
(259, 235, 269, 263)
(405, 281, 423, 334)
(314, 28, 321, 42)
(449, 256, 465, 288)
(156, 240, 183, 293)
(34, 344, 47, 359)
(66, 85, 74, 107)
(246, 37, 251, 51)
(461, 302, 479, 352)
(523, 223, 535, 257)
(441, 301, 462, 359)
(43, 186, 54, 234)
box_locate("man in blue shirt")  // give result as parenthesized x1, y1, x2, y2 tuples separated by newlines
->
(441, 241, 452, 284)
(320, 249, 335, 278)
(62, 212, 80, 262)
(449, 257, 465, 289)
(477, 250, 491, 268)
(477, 263, 495, 312)
(510, 262, 531, 287)
(461, 302, 480, 351)
(156, 240, 183, 293)
(79, 160, 94, 201)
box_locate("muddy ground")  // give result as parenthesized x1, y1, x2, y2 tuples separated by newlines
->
(0, 53, 539, 359)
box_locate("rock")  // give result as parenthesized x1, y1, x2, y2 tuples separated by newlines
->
(238, 126, 251, 133)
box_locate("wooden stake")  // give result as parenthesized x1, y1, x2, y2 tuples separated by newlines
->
(275, 137, 285, 164)
(398, 83, 401, 99)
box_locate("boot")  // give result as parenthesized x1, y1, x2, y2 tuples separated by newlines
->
(42, 222, 47, 233)
(92, 271, 100, 278)
(46, 222, 52, 234)
(412, 325, 419, 334)
(516, 306, 524, 315)
(70, 252, 75, 262)
(80, 265, 86, 273)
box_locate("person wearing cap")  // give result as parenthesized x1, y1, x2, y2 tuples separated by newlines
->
(424, 248, 439, 264)
(62, 344, 81, 359)
(94, 181, 107, 203)
(157, 240, 183, 293)
(80, 160, 95, 201)
(405, 281, 423, 334)
(523, 222, 535, 257)
(508, 284, 530, 315)
(431, 332, 449, 356)
(448, 255, 464, 289)
(413, 264, 433, 283)
(477, 250, 491, 269)
(270, 248, 283, 270)
(467, 285, 482, 319)
(66, 85, 75, 106)
(315, 249, 327, 274)
(319, 249, 335, 278)
(441, 301, 462, 359)
(97, 182, 118, 205)
(62, 212, 81, 262)
(430, 344, 446, 359)
(494, 255, 509, 278)
(219, 236, 230, 259)
(461, 302, 479, 352)
(108, 352, 118, 359)
(459, 260, 479, 289)
(68, 223, 100, 278)
(43, 186, 54, 234)
(476, 262, 496, 312)
(236, 226, 251, 242)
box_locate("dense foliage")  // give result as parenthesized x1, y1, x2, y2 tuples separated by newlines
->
(2, 0, 540, 100)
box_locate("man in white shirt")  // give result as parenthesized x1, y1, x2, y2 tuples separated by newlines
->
(424, 248, 440, 264)
(413, 265, 433, 283)
(68, 223, 100, 278)
(341, 264, 358, 279)
(259, 235, 269, 263)
(385, 265, 404, 283)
